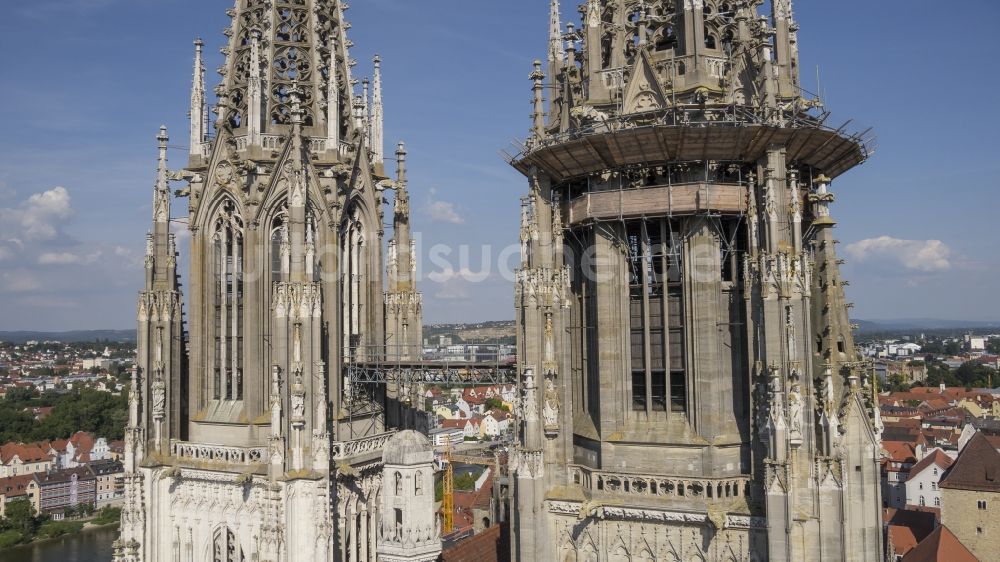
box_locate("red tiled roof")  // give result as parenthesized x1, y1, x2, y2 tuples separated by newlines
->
(889, 524, 920, 558)
(487, 409, 510, 422)
(0, 442, 53, 464)
(441, 525, 506, 562)
(941, 432, 1000, 492)
(909, 449, 954, 479)
(883, 440, 918, 464)
(900, 524, 978, 562)
(0, 474, 36, 499)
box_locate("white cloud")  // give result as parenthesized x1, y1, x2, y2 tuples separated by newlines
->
(38, 251, 101, 265)
(425, 200, 465, 224)
(427, 266, 489, 284)
(0, 269, 42, 293)
(422, 189, 465, 225)
(844, 236, 951, 272)
(0, 186, 74, 242)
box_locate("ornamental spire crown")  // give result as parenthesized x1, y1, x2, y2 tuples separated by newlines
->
(203, 0, 361, 151)
(545, 0, 806, 132)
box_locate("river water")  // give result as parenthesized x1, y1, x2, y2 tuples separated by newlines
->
(0, 526, 117, 562)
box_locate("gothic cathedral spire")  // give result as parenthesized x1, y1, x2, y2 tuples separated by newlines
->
(117, 2, 417, 561)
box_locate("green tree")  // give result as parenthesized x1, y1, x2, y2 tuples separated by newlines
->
(3, 386, 35, 405)
(925, 363, 960, 388)
(987, 338, 1000, 355)
(955, 362, 995, 388)
(0, 529, 23, 548)
(886, 374, 911, 393)
(0, 499, 39, 537)
(484, 397, 510, 413)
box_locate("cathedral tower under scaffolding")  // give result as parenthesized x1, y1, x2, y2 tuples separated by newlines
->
(509, 1, 883, 561)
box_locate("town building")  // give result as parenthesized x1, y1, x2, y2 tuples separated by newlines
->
(508, 1, 883, 560)
(34, 466, 96, 519)
(90, 459, 125, 508)
(883, 441, 920, 509)
(0, 474, 39, 518)
(905, 449, 953, 509)
(940, 431, 1000, 561)
(0, 442, 54, 477)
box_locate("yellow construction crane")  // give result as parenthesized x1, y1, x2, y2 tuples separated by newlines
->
(441, 437, 498, 535)
(442, 436, 454, 534)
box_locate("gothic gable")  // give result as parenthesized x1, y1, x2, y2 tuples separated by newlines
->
(623, 50, 669, 115)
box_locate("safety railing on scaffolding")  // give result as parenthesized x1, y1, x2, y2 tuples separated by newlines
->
(344, 344, 518, 387)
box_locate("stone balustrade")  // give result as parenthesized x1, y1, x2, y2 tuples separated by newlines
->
(571, 466, 750, 502)
(332, 431, 396, 461)
(169, 440, 266, 465)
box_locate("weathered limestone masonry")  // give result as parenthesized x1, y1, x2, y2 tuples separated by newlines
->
(510, 1, 883, 561)
(114, 1, 419, 561)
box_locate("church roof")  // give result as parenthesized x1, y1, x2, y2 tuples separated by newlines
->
(940, 432, 1000, 492)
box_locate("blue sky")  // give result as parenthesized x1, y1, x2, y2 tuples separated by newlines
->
(0, 0, 997, 331)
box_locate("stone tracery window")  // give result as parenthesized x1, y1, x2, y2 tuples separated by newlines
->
(213, 200, 245, 401)
(626, 218, 687, 415)
(213, 527, 244, 562)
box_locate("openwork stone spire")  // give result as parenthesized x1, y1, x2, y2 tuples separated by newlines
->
(212, 0, 360, 142)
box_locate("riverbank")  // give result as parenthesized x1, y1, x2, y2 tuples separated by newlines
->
(0, 524, 118, 562)
(0, 506, 120, 550)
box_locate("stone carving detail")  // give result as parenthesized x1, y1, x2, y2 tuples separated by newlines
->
(542, 377, 560, 433)
(515, 267, 572, 310)
(512, 449, 545, 479)
(169, 441, 267, 465)
(290, 371, 306, 426)
(332, 431, 396, 460)
(787, 373, 803, 446)
(522, 366, 538, 422)
(151, 377, 166, 420)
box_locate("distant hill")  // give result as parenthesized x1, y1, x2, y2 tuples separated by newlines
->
(424, 321, 516, 344)
(0, 330, 137, 344)
(855, 319, 1000, 333)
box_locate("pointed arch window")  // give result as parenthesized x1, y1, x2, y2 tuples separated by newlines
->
(394, 471, 403, 496)
(270, 209, 290, 284)
(213, 200, 244, 401)
(704, 28, 718, 50)
(341, 208, 368, 359)
(415, 470, 424, 496)
(213, 526, 244, 562)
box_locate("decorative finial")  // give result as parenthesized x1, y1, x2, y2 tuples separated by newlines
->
(530, 61, 546, 141)
(153, 126, 170, 224)
(395, 141, 407, 187)
(548, 0, 562, 70)
(289, 87, 304, 126)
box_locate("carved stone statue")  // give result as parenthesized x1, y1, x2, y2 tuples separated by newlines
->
(522, 367, 538, 422)
(787, 379, 803, 443)
(290, 371, 305, 425)
(542, 377, 560, 432)
(151, 376, 166, 420)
